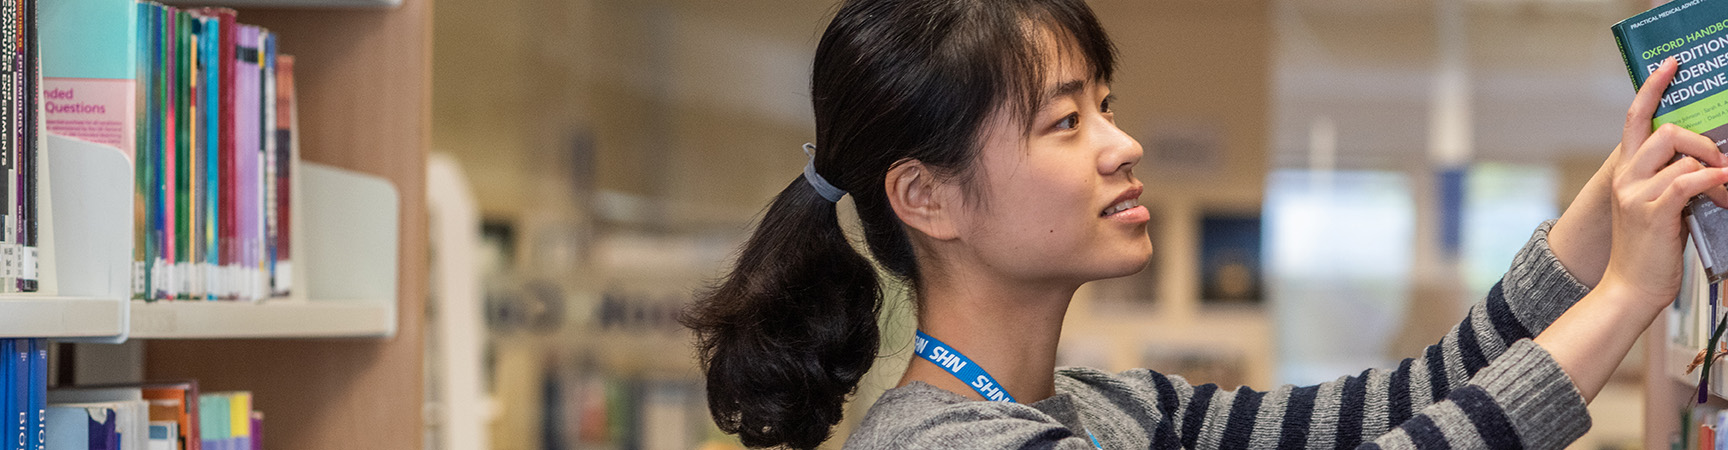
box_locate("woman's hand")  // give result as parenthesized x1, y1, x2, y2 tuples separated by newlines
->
(1536, 57, 1728, 403)
(1603, 56, 1728, 307)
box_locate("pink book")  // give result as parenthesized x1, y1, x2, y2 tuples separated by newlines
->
(234, 25, 260, 300)
(160, 6, 177, 299)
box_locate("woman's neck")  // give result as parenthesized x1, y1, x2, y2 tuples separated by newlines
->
(898, 275, 1077, 403)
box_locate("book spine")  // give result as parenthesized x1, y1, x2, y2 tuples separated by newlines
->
(1612, 24, 1644, 94)
(217, 10, 234, 300)
(201, 15, 219, 301)
(0, 0, 16, 292)
(161, 6, 176, 300)
(187, 17, 202, 301)
(133, 2, 151, 300)
(8, 0, 19, 293)
(26, 341, 39, 450)
(260, 31, 274, 300)
(10, 0, 22, 293)
(187, 19, 202, 301)
(18, 0, 34, 292)
(247, 412, 259, 450)
(149, 3, 165, 301)
(273, 55, 292, 297)
(11, 341, 24, 450)
(174, 10, 191, 300)
(1, 340, 10, 450)
(234, 26, 258, 302)
(152, 4, 169, 300)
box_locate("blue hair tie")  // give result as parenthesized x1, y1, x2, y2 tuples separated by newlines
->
(802, 143, 847, 202)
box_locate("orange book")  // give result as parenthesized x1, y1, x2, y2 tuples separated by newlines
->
(138, 381, 200, 450)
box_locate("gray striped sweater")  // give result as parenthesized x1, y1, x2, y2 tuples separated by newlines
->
(844, 220, 1593, 449)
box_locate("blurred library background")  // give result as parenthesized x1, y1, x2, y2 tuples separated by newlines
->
(426, 0, 1667, 449)
(28, 0, 1706, 449)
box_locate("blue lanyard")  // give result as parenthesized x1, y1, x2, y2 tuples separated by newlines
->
(913, 330, 1105, 449)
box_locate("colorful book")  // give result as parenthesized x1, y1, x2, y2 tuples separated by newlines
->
(18, 0, 36, 292)
(258, 31, 275, 300)
(213, 8, 234, 301)
(194, 394, 225, 450)
(58, 381, 200, 450)
(48, 392, 147, 450)
(3, 340, 10, 450)
(0, 0, 18, 289)
(147, 421, 176, 450)
(14, 0, 34, 292)
(44, 406, 116, 450)
(234, 25, 259, 302)
(270, 55, 292, 298)
(38, 0, 139, 154)
(1613, 0, 1728, 281)
(13, 341, 25, 450)
(28, 341, 43, 450)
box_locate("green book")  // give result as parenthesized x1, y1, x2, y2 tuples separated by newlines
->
(174, 11, 188, 299)
(1613, 0, 1728, 281)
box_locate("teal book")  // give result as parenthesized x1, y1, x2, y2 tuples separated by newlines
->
(1613, 0, 1728, 281)
(40, 0, 138, 157)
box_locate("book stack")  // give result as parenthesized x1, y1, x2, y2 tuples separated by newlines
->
(2, 340, 48, 450)
(41, 0, 297, 303)
(46, 382, 259, 450)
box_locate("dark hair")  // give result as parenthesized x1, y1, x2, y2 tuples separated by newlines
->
(682, 0, 1116, 448)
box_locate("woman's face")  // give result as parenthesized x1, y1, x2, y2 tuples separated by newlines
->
(949, 55, 1152, 288)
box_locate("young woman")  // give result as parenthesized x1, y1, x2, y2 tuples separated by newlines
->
(683, 0, 1728, 448)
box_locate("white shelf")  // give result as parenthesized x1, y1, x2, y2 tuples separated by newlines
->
(129, 300, 391, 339)
(0, 135, 134, 341)
(124, 162, 401, 339)
(0, 297, 124, 338)
(0, 136, 400, 341)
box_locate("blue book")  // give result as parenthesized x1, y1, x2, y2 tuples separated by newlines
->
(13, 341, 26, 450)
(44, 406, 118, 450)
(1613, 0, 1728, 281)
(197, 394, 228, 450)
(28, 340, 43, 450)
(2, 340, 11, 450)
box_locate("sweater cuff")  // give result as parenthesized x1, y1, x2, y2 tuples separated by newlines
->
(1501, 219, 1593, 334)
(1471, 339, 1591, 450)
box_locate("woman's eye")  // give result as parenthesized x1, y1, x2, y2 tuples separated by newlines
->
(1100, 97, 1113, 113)
(1056, 113, 1079, 130)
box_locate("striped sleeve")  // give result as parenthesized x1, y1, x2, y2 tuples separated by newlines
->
(1124, 220, 1593, 449)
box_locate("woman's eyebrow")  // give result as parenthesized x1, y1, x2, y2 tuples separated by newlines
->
(1045, 79, 1087, 101)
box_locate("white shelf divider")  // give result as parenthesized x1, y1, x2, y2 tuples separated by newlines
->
(1, 136, 400, 340)
(0, 135, 133, 341)
(128, 162, 399, 339)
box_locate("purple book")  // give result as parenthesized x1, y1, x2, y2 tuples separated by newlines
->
(249, 412, 261, 450)
(234, 25, 260, 301)
(89, 408, 116, 450)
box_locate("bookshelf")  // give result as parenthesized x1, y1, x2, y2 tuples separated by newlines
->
(131, 163, 401, 339)
(0, 1, 438, 449)
(1646, 246, 1728, 449)
(136, 1, 430, 448)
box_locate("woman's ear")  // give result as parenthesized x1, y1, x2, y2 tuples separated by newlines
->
(885, 160, 960, 240)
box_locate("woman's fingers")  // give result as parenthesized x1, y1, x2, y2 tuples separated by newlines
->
(1657, 164, 1728, 207)
(1631, 124, 1726, 177)
(1625, 57, 1680, 157)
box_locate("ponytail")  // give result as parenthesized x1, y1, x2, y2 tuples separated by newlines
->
(683, 175, 883, 449)
(684, 0, 1118, 447)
